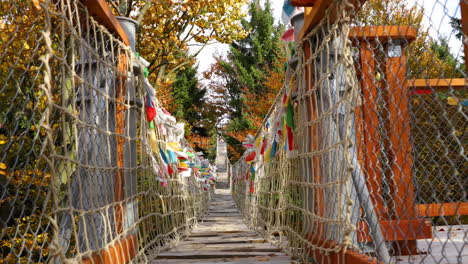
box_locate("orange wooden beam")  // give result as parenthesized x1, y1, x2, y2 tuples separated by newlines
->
(81, 235, 138, 264)
(384, 31, 419, 256)
(81, 0, 130, 46)
(305, 233, 382, 264)
(461, 0, 468, 68)
(299, 0, 367, 40)
(357, 219, 432, 243)
(407, 78, 467, 89)
(82, 234, 138, 264)
(349, 26, 417, 43)
(115, 53, 128, 234)
(386, 50, 416, 220)
(358, 41, 385, 220)
(417, 202, 468, 217)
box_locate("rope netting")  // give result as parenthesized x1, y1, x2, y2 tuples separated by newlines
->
(1, 1, 215, 263)
(231, 0, 467, 263)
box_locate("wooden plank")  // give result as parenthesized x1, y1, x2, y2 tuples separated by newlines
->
(157, 252, 284, 259)
(461, 0, 468, 69)
(151, 256, 296, 264)
(81, 0, 130, 46)
(183, 239, 267, 244)
(165, 243, 281, 253)
(416, 202, 468, 217)
(407, 78, 467, 89)
(189, 231, 259, 237)
(82, 234, 138, 264)
(349, 26, 417, 42)
(357, 219, 432, 242)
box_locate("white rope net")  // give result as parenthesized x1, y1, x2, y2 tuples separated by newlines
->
(0, 1, 214, 263)
(231, 0, 467, 263)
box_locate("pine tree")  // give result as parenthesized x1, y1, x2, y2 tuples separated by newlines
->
(208, 0, 288, 161)
(170, 63, 208, 139)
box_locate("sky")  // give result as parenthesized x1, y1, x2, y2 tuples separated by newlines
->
(192, 0, 462, 75)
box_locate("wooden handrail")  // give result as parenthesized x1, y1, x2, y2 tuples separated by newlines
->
(417, 202, 468, 217)
(349, 25, 417, 42)
(407, 78, 467, 89)
(80, 0, 130, 46)
(297, 0, 367, 41)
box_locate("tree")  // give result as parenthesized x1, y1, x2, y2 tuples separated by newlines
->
(106, 0, 249, 104)
(449, 16, 465, 70)
(170, 63, 206, 123)
(206, 0, 289, 161)
(430, 37, 464, 76)
(0, 1, 55, 262)
(356, 0, 463, 78)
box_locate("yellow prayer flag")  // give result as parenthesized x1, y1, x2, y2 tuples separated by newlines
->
(264, 147, 271, 163)
(447, 97, 459, 106)
(179, 162, 189, 168)
(166, 142, 182, 152)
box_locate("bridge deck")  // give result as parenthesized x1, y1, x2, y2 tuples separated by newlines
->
(153, 172, 296, 264)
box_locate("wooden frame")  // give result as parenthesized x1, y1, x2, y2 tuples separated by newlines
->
(417, 203, 468, 217)
(350, 26, 417, 42)
(80, 0, 130, 46)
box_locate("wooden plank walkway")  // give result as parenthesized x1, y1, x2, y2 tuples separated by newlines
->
(152, 172, 296, 264)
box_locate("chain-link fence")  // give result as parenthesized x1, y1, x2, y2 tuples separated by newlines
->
(0, 1, 214, 263)
(231, 0, 467, 263)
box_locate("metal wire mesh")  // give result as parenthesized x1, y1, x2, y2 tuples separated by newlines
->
(0, 1, 213, 263)
(231, 0, 467, 263)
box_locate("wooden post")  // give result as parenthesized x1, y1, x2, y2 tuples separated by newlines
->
(385, 39, 417, 255)
(358, 41, 385, 219)
(385, 41, 416, 220)
(115, 52, 127, 234)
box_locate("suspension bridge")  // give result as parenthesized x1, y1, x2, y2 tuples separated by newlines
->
(154, 140, 297, 263)
(0, 0, 467, 264)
